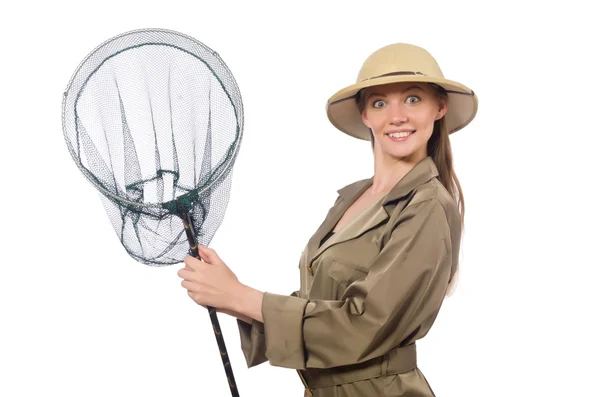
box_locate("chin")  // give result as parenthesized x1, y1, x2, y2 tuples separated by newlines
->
(387, 149, 424, 162)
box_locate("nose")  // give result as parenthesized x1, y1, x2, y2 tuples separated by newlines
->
(389, 102, 408, 125)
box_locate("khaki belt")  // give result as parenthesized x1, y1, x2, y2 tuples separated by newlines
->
(297, 343, 417, 393)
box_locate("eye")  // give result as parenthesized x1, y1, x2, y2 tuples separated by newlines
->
(406, 95, 421, 104)
(372, 99, 385, 108)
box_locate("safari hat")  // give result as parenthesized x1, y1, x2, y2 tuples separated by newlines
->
(326, 43, 478, 140)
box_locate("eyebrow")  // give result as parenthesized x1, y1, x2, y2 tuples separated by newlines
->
(366, 86, 425, 99)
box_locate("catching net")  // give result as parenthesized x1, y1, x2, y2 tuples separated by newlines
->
(62, 28, 243, 266)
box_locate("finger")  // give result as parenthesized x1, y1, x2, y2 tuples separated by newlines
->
(181, 280, 200, 292)
(198, 246, 223, 265)
(177, 268, 197, 281)
(197, 246, 212, 262)
(187, 290, 197, 301)
(184, 255, 203, 270)
(179, 269, 204, 285)
(187, 290, 210, 308)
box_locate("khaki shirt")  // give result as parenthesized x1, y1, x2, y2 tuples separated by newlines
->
(238, 156, 461, 396)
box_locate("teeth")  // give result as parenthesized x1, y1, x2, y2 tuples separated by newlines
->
(388, 131, 412, 138)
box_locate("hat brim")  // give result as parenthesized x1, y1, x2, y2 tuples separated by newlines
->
(326, 75, 478, 140)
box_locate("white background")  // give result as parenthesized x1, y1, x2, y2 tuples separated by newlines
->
(1, 1, 599, 396)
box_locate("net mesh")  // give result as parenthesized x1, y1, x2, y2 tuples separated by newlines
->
(62, 29, 243, 266)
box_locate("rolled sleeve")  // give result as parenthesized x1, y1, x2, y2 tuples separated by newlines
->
(237, 290, 301, 368)
(237, 318, 268, 368)
(262, 292, 310, 368)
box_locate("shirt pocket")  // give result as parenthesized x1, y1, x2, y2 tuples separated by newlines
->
(327, 257, 368, 291)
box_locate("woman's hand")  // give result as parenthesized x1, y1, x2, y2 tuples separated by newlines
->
(177, 245, 265, 323)
(177, 246, 241, 312)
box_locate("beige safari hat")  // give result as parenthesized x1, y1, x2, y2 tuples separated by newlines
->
(326, 43, 478, 140)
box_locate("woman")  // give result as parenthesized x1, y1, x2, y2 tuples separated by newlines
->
(178, 43, 478, 396)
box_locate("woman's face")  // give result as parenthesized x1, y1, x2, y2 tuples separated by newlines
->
(361, 82, 447, 164)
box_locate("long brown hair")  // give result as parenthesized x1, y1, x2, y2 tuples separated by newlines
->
(357, 85, 464, 297)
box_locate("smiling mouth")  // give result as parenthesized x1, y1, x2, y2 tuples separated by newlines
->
(386, 130, 415, 139)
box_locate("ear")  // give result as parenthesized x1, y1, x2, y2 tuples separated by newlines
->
(361, 110, 372, 129)
(435, 97, 448, 121)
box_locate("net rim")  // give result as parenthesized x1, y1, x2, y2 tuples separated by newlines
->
(61, 28, 244, 211)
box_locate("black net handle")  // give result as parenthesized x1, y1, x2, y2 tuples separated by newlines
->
(177, 205, 240, 397)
